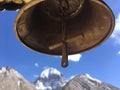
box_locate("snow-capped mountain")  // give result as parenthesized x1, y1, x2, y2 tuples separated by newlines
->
(0, 67, 36, 90)
(1, 67, 119, 90)
(63, 74, 120, 90)
(34, 67, 67, 90)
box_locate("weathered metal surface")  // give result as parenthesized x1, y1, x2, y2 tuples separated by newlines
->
(14, 0, 115, 67)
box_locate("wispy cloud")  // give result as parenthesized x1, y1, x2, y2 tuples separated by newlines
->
(111, 13, 120, 45)
(68, 54, 82, 62)
(33, 74, 39, 78)
(34, 63, 39, 68)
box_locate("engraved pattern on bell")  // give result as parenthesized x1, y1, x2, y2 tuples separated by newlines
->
(43, 0, 84, 20)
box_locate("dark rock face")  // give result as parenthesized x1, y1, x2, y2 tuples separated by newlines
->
(0, 67, 36, 90)
(63, 74, 120, 90)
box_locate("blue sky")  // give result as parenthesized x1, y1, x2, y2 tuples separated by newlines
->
(0, 0, 120, 88)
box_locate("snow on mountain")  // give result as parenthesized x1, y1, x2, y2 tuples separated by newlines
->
(40, 67, 61, 79)
(85, 74, 102, 83)
(34, 67, 67, 90)
(63, 74, 120, 90)
(34, 67, 120, 90)
(1, 67, 119, 90)
(0, 67, 36, 90)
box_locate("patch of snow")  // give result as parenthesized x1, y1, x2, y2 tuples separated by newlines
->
(70, 75, 75, 80)
(0, 67, 6, 73)
(36, 81, 46, 90)
(40, 67, 61, 78)
(12, 69, 24, 79)
(86, 74, 101, 83)
(18, 81, 21, 86)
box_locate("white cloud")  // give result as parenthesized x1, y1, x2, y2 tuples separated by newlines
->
(57, 54, 82, 62)
(111, 13, 120, 45)
(118, 51, 120, 55)
(68, 54, 82, 62)
(34, 63, 39, 68)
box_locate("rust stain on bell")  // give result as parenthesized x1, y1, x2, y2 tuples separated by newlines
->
(14, 0, 115, 68)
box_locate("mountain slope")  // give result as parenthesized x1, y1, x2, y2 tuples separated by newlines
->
(34, 67, 67, 90)
(0, 67, 36, 90)
(63, 74, 120, 90)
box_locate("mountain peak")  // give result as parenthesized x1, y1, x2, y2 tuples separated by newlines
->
(35, 67, 67, 90)
(78, 74, 102, 83)
(0, 67, 36, 90)
(0, 67, 13, 73)
(63, 74, 120, 90)
(40, 67, 61, 79)
(0, 67, 23, 78)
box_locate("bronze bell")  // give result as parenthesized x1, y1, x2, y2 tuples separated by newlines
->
(14, 0, 115, 67)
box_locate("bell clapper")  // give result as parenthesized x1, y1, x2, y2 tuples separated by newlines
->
(61, 20, 68, 68)
(62, 42, 68, 67)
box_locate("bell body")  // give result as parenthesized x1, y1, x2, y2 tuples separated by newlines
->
(14, 0, 115, 67)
